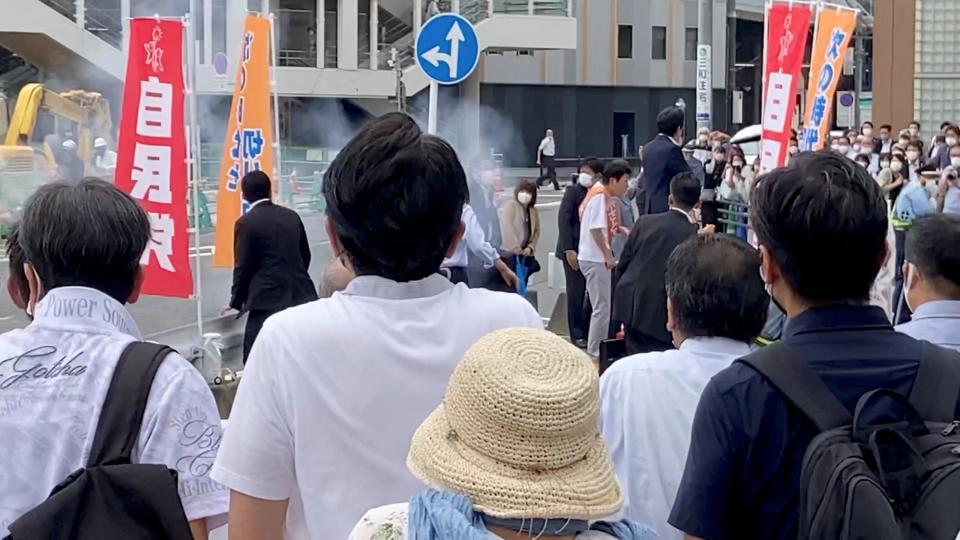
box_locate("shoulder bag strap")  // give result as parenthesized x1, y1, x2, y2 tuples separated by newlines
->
(738, 343, 853, 431)
(908, 341, 960, 422)
(86, 342, 173, 467)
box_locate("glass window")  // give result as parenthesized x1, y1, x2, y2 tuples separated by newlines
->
(685, 28, 698, 61)
(618, 25, 633, 59)
(652, 26, 667, 60)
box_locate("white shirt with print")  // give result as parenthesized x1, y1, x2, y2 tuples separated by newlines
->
(578, 194, 608, 264)
(211, 274, 543, 540)
(0, 287, 228, 535)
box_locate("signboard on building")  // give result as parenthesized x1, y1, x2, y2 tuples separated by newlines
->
(696, 45, 712, 126)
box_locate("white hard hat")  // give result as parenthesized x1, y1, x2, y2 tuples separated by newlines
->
(94, 137, 107, 148)
(62, 140, 77, 150)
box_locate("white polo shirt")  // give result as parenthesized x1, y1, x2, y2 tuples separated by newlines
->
(598, 337, 752, 540)
(0, 287, 228, 536)
(211, 274, 543, 539)
(442, 204, 500, 269)
(539, 136, 556, 157)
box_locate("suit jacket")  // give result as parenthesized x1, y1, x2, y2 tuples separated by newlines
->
(641, 134, 691, 214)
(555, 183, 589, 260)
(230, 201, 318, 313)
(499, 199, 540, 253)
(613, 210, 698, 343)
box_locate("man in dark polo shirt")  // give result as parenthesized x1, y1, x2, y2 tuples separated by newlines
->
(668, 152, 960, 540)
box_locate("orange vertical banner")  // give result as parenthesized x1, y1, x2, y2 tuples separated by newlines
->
(799, 4, 858, 151)
(213, 14, 275, 268)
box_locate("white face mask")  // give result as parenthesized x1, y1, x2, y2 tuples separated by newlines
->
(732, 161, 744, 168)
(713, 153, 725, 162)
(890, 161, 904, 172)
(517, 191, 533, 205)
(880, 161, 891, 169)
(951, 157, 960, 168)
(860, 145, 872, 155)
(831, 144, 840, 151)
(838, 145, 851, 154)
(906, 151, 920, 162)
(789, 147, 799, 156)
(852, 144, 861, 153)
(862, 128, 873, 137)
(948, 137, 958, 146)
(578, 172, 594, 187)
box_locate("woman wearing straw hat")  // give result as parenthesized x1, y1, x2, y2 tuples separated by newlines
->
(349, 328, 659, 540)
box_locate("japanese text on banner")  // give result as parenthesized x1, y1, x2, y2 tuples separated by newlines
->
(758, 2, 813, 174)
(114, 19, 193, 298)
(800, 6, 858, 152)
(212, 15, 275, 268)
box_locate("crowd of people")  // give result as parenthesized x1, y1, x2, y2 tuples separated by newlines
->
(2, 109, 960, 540)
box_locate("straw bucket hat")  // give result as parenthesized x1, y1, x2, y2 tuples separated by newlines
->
(407, 327, 622, 520)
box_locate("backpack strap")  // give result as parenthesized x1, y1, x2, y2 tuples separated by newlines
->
(86, 342, 173, 467)
(738, 343, 852, 431)
(908, 342, 960, 422)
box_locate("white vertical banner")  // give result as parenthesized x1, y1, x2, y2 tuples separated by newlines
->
(696, 44, 712, 127)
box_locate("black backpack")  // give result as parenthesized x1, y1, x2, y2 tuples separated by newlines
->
(741, 342, 960, 540)
(5, 342, 194, 540)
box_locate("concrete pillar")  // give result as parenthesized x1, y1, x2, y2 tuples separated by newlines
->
(414, 0, 422, 29)
(203, 0, 213, 64)
(370, 0, 379, 70)
(338, 0, 359, 70)
(76, 0, 85, 29)
(461, 69, 481, 159)
(121, 0, 130, 61)
(317, 0, 326, 67)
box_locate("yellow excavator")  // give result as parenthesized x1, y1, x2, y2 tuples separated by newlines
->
(0, 83, 113, 226)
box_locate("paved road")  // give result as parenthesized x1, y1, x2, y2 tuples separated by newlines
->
(1, 189, 568, 346)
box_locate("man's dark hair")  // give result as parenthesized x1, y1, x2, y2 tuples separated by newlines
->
(911, 120, 922, 128)
(601, 159, 631, 185)
(666, 234, 769, 342)
(669, 172, 701, 209)
(905, 214, 960, 298)
(581, 157, 604, 175)
(656, 106, 685, 136)
(750, 152, 887, 304)
(939, 121, 951, 131)
(241, 170, 272, 202)
(323, 112, 468, 282)
(5, 225, 30, 307)
(19, 178, 150, 303)
(880, 124, 892, 131)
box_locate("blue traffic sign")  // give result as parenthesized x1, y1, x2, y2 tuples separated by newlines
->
(415, 14, 480, 85)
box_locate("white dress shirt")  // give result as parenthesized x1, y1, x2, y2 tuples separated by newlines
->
(895, 300, 960, 351)
(442, 204, 500, 269)
(599, 337, 752, 540)
(538, 136, 556, 157)
(211, 274, 543, 539)
(0, 287, 228, 536)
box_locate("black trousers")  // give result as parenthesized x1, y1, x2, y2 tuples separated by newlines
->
(537, 155, 559, 190)
(701, 199, 721, 226)
(243, 308, 280, 364)
(563, 259, 590, 342)
(892, 228, 912, 324)
(444, 266, 469, 286)
(624, 326, 673, 357)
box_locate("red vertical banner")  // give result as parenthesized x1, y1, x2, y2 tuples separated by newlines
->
(115, 18, 193, 298)
(759, 2, 813, 174)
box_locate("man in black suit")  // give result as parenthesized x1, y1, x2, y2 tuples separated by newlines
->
(230, 170, 318, 362)
(640, 106, 690, 215)
(555, 157, 604, 348)
(614, 172, 703, 356)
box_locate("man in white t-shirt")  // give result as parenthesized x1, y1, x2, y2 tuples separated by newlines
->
(577, 159, 632, 358)
(536, 128, 559, 190)
(211, 113, 543, 540)
(0, 180, 227, 538)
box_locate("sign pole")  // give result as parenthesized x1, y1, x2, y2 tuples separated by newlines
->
(696, 0, 713, 129)
(185, 9, 204, 339)
(428, 81, 439, 134)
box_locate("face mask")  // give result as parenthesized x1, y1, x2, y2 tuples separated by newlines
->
(711, 140, 722, 150)
(860, 145, 872, 155)
(906, 151, 920, 162)
(857, 160, 869, 168)
(759, 254, 787, 315)
(862, 128, 873, 137)
(952, 157, 960, 168)
(713, 153, 725, 162)
(698, 135, 708, 143)
(838, 145, 851, 154)
(948, 137, 959, 146)
(789, 147, 799, 156)
(852, 144, 861, 153)
(578, 172, 594, 187)
(880, 161, 890, 169)
(890, 161, 904, 172)
(517, 191, 532, 205)
(732, 161, 744, 168)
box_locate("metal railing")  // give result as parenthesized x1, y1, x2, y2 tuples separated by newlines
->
(493, 0, 569, 15)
